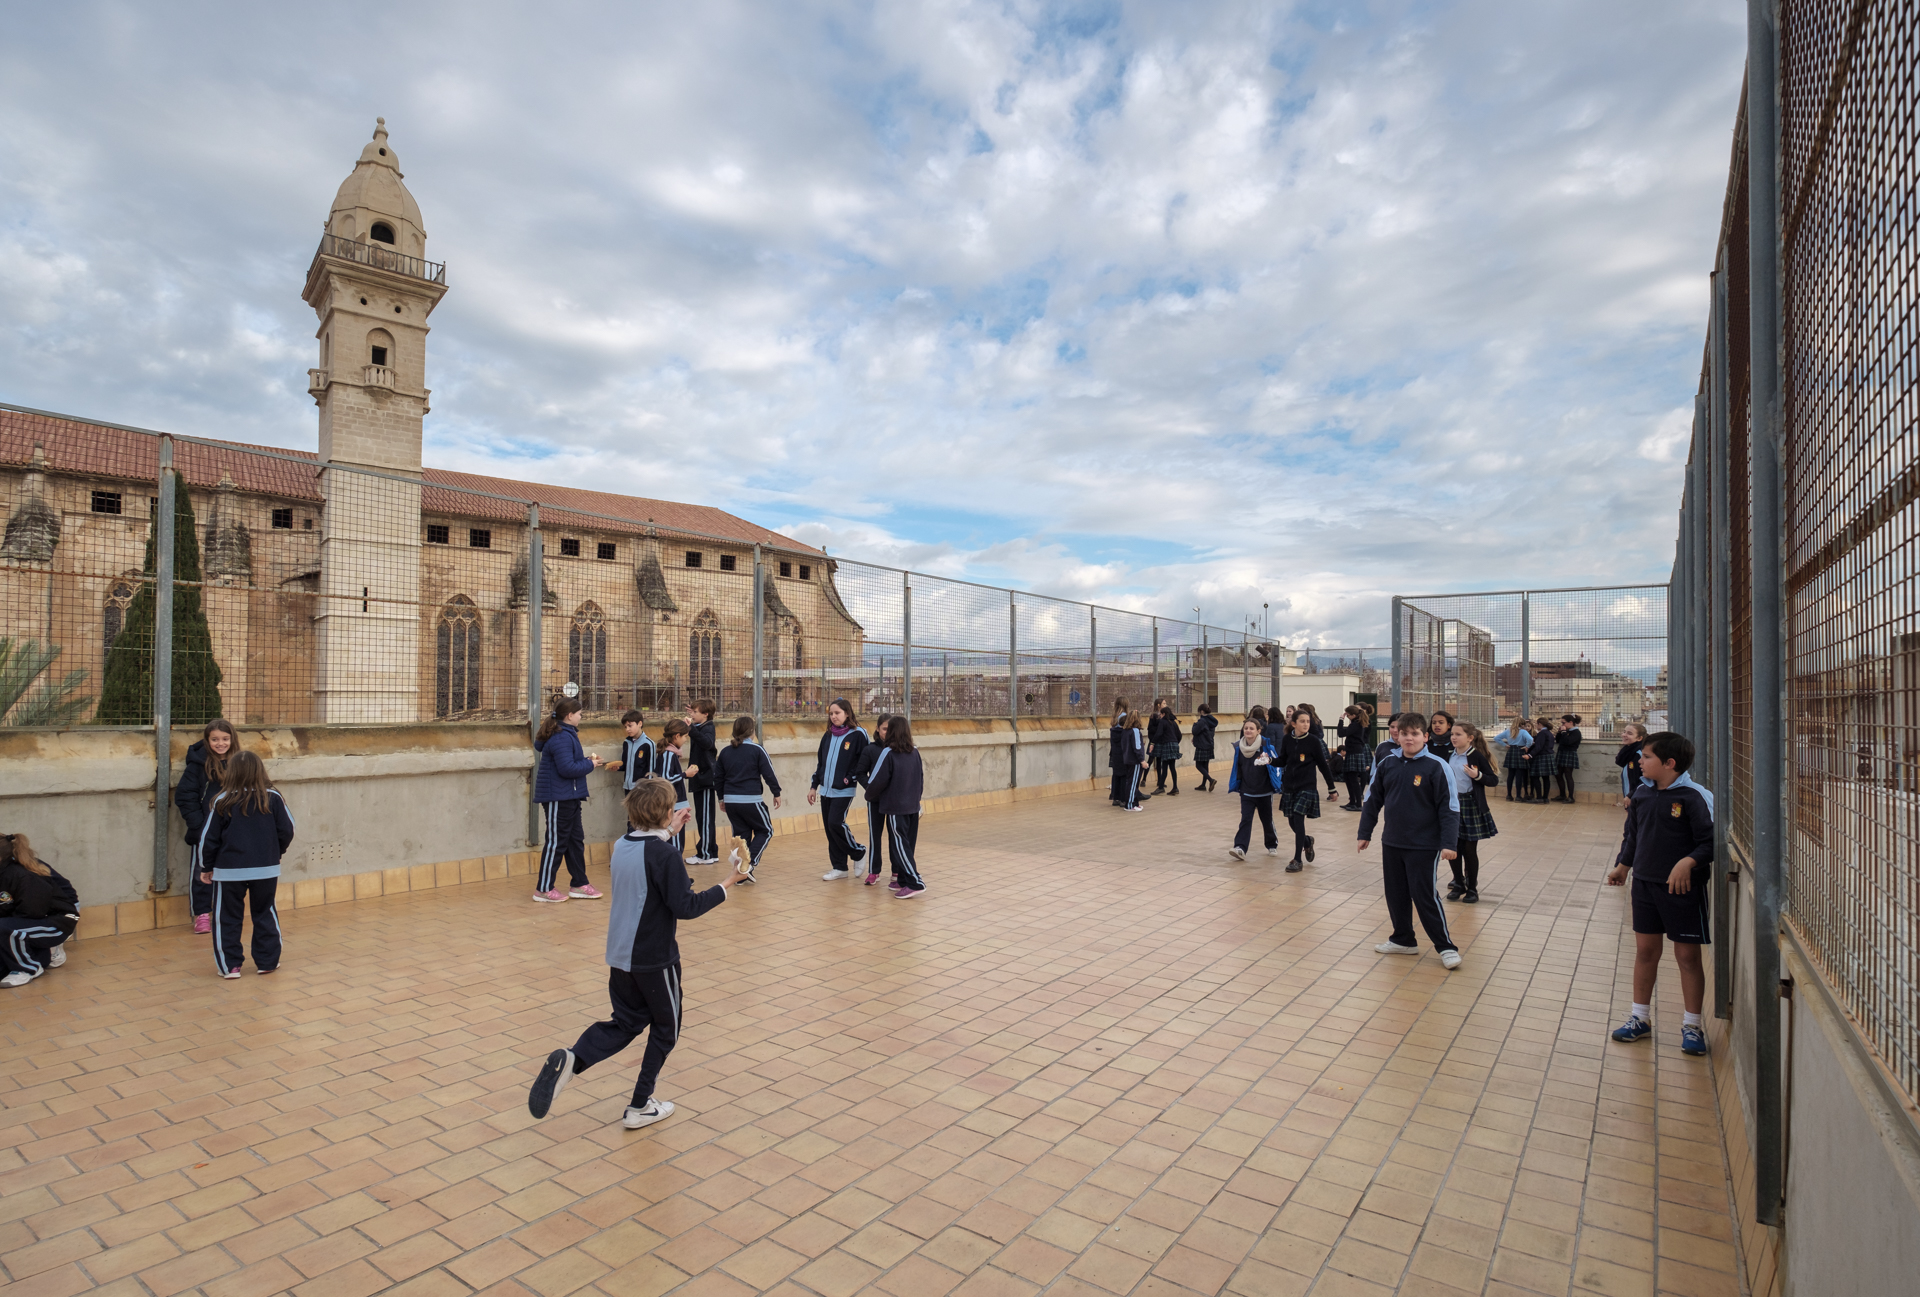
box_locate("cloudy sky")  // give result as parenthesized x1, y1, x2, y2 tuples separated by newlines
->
(0, 1, 1744, 647)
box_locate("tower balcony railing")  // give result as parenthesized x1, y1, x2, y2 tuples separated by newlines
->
(315, 233, 446, 285)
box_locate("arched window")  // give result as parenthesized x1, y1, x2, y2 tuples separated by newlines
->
(436, 595, 481, 718)
(369, 222, 396, 245)
(791, 621, 804, 672)
(690, 610, 722, 702)
(103, 580, 135, 650)
(569, 601, 608, 711)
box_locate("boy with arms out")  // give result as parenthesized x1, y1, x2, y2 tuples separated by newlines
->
(1357, 714, 1463, 969)
(1607, 731, 1714, 1056)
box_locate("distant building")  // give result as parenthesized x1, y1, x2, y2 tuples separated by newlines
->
(1494, 659, 1650, 732)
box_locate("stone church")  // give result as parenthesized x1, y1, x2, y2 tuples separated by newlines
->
(0, 120, 863, 727)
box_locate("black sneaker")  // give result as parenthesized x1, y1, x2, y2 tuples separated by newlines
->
(1462, 889, 1479, 904)
(528, 1049, 574, 1119)
(1304, 837, 1315, 863)
(1446, 883, 1463, 901)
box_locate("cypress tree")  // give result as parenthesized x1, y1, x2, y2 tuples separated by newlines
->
(96, 475, 224, 724)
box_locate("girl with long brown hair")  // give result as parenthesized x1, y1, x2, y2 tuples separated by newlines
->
(533, 693, 606, 903)
(174, 718, 237, 934)
(197, 750, 295, 978)
(1446, 722, 1501, 903)
(0, 834, 80, 986)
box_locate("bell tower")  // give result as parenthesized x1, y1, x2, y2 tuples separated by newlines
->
(302, 118, 447, 722)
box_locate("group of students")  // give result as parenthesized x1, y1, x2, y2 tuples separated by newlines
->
(0, 834, 78, 987)
(1488, 713, 1586, 803)
(529, 694, 929, 899)
(175, 718, 296, 977)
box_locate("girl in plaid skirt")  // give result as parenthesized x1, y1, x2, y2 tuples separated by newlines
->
(1149, 700, 1184, 795)
(1277, 711, 1338, 871)
(1494, 719, 1533, 801)
(1530, 717, 1558, 803)
(1336, 704, 1373, 810)
(1447, 722, 1501, 902)
(1552, 715, 1583, 803)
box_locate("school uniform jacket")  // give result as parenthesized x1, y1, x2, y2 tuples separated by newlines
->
(1336, 719, 1370, 756)
(866, 748, 924, 815)
(1614, 740, 1644, 794)
(1616, 781, 1714, 884)
(1108, 720, 1144, 769)
(534, 724, 597, 802)
(1277, 733, 1337, 794)
(1532, 726, 1557, 769)
(1226, 741, 1282, 796)
(810, 728, 870, 797)
(658, 748, 690, 807)
(619, 733, 657, 790)
(1358, 748, 1460, 851)
(174, 741, 219, 846)
(198, 791, 296, 881)
(605, 831, 726, 972)
(1446, 751, 1502, 809)
(715, 742, 782, 802)
(687, 721, 719, 792)
(1147, 712, 1177, 748)
(853, 740, 889, 796)
(1190, 714, 1219, 761)
(1558, 728, 1583, 758)
(0, 857, 81, 939)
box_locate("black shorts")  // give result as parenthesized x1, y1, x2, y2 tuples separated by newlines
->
(1631, 875, 1710, 944)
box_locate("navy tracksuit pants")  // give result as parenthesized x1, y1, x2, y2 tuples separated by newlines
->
(724, 802, 774, 867)
(538, 800, 588, 892)
(212, 877, 281, 974)
(887, 813, 924, 891)
(865, 802, 889, 877)
(820, 795, 867, 871)
(572, 963, 681, 1108)
(692, 788, 719, 860)
(1110, 765, 1144, 808)
(0, 917, 71, 976)
(1382, 845, 1456, 952)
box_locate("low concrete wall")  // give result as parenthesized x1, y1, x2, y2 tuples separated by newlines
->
(0, 715, 1116, 933)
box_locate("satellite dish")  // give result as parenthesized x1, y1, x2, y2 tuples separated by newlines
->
(562, 681, 580, 698)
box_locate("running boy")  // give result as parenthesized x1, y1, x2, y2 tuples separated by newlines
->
(527, 781, 743, 1130)
(1607, 731, 1714, 1056)
(1357, 714, 1462, 968)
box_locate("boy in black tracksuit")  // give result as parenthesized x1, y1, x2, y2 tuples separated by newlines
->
(1358, 716, 1461, 965)
(528, 782, 741, 1130)
(618, 711, 657, 797)
(1607, 731, 1715, 1056)
(685, 703, 720, 863)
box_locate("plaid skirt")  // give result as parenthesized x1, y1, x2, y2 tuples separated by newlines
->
(1342, 748, 1372, 774)
(1153, 741, 1183, 763)
(1557, 749, 1580, 770)
(1503, 745, 1529, 771)
(1278, 789, 1321, 819)
(1534, 750, 1558, 776)
(1460, 797, 1499, 842)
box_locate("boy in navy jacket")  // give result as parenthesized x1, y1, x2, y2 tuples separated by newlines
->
(618, 710, 656, 794)
(528, 781, 742, 1130)
(1358, 715, 1462, 966)
(685, 701, 721, 864)
(1607, 731, 1715, 1056)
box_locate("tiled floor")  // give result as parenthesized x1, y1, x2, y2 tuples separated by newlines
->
(2, 786, 1745, 1297)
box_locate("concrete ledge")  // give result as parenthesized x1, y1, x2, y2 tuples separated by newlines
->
(71, 775, 1107, 941)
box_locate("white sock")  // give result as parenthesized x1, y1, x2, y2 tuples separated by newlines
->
(1631, 1003, 1651, 1023)
(1683, 1011, 1703, 1028)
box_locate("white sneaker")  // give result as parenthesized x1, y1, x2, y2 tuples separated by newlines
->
(822, 870, 849, 881)
(623, 1098, 675, 1129)
(48, 944, 66, 968)
(1264, 847, 1279, 856)
(1440, 950, 1462, 970)
(1228, 846, 1246, 861)
(1, 971, 35, 987)
(1374, 941, 1419, 955)
(1125, 805, 1145, 813)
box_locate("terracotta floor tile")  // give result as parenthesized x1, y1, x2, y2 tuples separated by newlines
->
(3, 796, 1751, 1297)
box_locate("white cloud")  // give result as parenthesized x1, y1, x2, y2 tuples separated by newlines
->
(0, 0, 1742, 648)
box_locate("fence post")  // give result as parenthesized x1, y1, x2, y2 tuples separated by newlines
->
(1151, 618, 1160, 707)
(1269, 641, 1280, 713)
(1710, 267, 1735, 1019)
(526, 504, 542, 849)
(1089, 611, 1099, 777)
(1747, 0, 1786, 1226)
(1008, 591, 1018, 788)
(752, 544, 764, 730)
(900, 570, 911, 722)
(1519, 592, 1531, 718)
(150, 436, 177, 897)
(1390, 597, 1403, 715)
(1201, 627, 1208, 711)
(1242, 630, 1250, 716)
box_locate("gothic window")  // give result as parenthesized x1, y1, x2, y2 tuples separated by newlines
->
(104, 581, 135, 650)
(435, 595, 481, 718)
(791, 622, 804, 672)
(690, 610, 722, 701)
(569, 601, 608, 711)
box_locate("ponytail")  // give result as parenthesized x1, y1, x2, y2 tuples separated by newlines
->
(535, 693, 582, 743)
(730, 715, 756, 746)
(0, 833, 49, 877)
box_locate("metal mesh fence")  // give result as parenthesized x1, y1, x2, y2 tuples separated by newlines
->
(1388, 588, 1668, 737)
(1674, 0, 1920, 1107)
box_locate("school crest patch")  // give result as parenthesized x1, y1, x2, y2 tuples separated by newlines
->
(1670, 801, 1683, 818)
(1412, 774, 1422, 786)
(842, 740, 851, 750)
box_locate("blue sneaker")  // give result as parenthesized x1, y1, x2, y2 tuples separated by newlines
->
(1680, 1024, 1707, 1056)
(1611, 1016, 1652, 1043)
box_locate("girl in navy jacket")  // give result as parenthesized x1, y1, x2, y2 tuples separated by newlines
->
(809, 699, 870, 882)
(865, 717, 926, 896)
(853, 715, 893, 886)
(1226, 717, 1282, 859)
(1190, 705, 1219, 792)
(714, 716, 782, 882)
(196, 750, 295, 978)
(1108, 703, 1147, 810)
(173, 718, 236, 933)
(1277, 713, 1338, 871)
(0, 834, 79, 986)
(534, 694, 605, 903)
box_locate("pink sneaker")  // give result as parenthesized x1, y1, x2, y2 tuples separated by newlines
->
(568, 885, 604, 899)
(864, 872, 884, 886)
(192, 914, 212, 934)
(532, 889, 569, 904)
